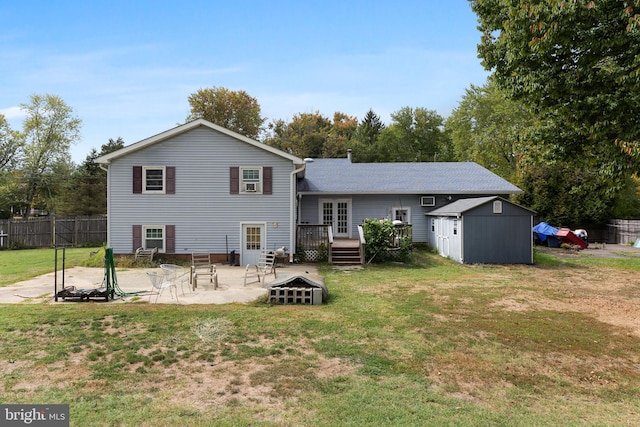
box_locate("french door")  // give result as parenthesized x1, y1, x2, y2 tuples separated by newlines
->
(320, 199, 351, 238)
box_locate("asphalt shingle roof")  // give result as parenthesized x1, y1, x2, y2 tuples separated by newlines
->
(425, 196, 499, 216)
(297, 159, 522, 195)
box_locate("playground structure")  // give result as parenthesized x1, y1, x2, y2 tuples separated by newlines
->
(54, 247, 143, 302)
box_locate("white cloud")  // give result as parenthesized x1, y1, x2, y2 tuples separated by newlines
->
(0, 106, 25, 120)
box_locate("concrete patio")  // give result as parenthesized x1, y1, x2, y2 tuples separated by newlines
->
(0, 263, 321, 305)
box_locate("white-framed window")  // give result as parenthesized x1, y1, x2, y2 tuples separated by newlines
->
(240, 167, 262, 194)
(420, 196, 436, 207)
(493, 200, 503, 214)
(143, 225, 165, 252)
(143, 166, 165, 193)
(392, 207, 411, 224)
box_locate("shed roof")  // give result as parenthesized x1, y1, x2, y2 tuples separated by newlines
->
(95, 118, 305, 165)
(425, 196, 535, 216)
(297, 159, 522, 195)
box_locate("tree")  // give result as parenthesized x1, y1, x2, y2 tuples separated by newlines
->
(611, 174, 640, 219)
(375, 107, 449, 162)
(0, 115, 23, 218)
(471, 0, 640, 224)
(350, 109, 385, 162)
(263, 112, 333, 159)
(57, 137, 125, 216)
(186, 87, 265, 139)
(446, 79, 534, 182)
(322, 112, 358, 158)
(355, 109, 385, 147)
(20, 94, 81, 217)
(0, 114, 22, 171)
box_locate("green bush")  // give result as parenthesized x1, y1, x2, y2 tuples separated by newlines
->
(363, 218, 412, 263)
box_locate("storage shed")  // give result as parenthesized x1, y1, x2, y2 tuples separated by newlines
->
(426, 196, 535, 264)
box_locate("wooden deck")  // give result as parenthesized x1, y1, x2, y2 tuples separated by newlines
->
(331, 238, 360, 248)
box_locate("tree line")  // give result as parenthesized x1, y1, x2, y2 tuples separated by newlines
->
(0, 90, 453, 220)
(2, 1, 640, 225)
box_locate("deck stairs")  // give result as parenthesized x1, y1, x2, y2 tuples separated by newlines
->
(331, 239, 363, 265)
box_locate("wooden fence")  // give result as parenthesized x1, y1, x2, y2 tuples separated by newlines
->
(607, 219, 640, 244)
(0, 216, 107, 249)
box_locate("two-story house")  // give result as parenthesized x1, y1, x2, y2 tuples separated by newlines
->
(97, 119, 531, 264)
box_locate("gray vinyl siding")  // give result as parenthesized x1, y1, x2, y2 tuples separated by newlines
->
(106, 126, 294, 254)
(299, 194, 432, 242)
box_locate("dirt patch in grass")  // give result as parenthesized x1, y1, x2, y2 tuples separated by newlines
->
(489, 264, 640, 337)
(422, 260, 640, 412)
(2, 331, 355, 422)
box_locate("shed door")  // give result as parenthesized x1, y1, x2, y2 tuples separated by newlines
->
(241, 223, 265, 266)
(436, 217, 450, 257)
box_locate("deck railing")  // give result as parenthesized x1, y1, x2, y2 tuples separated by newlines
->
(357, 225, 366, 264)
(390, 225, 412, 248)
(296, 224, 331, 262)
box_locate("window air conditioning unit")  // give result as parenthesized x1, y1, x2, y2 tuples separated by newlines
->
(243, 182, 257, 192)
(420, 196, 435, 207)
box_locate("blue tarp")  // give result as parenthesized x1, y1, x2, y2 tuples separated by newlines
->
(532, 222, 559, 242)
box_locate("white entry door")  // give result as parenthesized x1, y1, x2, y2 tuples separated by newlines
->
(320, 199, 351, 238)
(241, 223, 265, 266)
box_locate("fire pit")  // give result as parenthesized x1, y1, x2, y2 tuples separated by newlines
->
(266, 275, 328, 305)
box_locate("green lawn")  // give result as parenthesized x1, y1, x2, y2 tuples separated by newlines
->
(1, 248, 639, 426)
(0, 247, 105, 286)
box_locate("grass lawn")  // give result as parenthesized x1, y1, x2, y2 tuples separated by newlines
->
(1, 247, 639, 426)
(0, 247, 105, 287)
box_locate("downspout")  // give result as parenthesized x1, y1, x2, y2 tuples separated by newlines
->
(99, 163, 110, 249)
(290, 163, 306, 262)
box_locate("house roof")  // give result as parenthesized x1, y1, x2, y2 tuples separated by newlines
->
(95, 119, 305, 165)
(297, 159, 523, 195)
(425, 196, 535, 216)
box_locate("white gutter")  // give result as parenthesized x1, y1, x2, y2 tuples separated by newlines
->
(290, 163, 306, 261)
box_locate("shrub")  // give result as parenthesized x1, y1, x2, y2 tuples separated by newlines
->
(363, 218, 412, 263)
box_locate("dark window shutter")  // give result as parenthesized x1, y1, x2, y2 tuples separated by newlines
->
(166, 225, 175, 253)
(166, 167, 176, 194)
(230, 167, 239, 194)
(133, 166, 142, 193)
(263, 167, 272, 195)
(132, 225, 142, 252)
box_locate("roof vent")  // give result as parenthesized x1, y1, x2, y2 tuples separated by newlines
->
(304, 158, 314, 163)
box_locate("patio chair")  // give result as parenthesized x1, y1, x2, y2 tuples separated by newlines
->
(244, 250, 277, 286)
(190, 252, 218, 290)
(135, 247, 158, 263)
(160, 264, 190, 296)
(146, 270, 178, 303)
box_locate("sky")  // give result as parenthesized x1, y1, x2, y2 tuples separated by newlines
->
(0, 0, 489, 164)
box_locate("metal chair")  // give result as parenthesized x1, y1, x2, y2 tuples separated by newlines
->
(244, 250, 277, 286)
(146, 270, 178, 303)
(160, 264, 190, 296)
